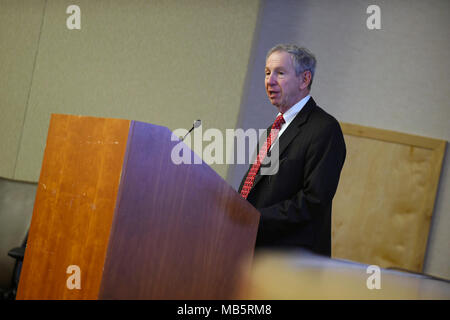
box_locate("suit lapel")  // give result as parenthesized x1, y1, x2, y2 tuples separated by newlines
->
(277, 97, 316, 158)
(249, 97, 317, 191)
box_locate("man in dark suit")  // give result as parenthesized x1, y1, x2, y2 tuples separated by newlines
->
(238, 44, 346, 257)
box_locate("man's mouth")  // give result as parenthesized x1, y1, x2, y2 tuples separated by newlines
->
(268, 90, 279, 98)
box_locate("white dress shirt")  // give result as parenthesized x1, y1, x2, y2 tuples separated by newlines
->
(269, 95, 310, 150)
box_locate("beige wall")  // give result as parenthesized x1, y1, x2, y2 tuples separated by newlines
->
(0, 0, 46, 179)
(0, 0, 260, 182)
(229, 0, 450, 279)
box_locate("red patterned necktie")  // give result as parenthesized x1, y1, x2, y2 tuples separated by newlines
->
(240, 114, 285, 199)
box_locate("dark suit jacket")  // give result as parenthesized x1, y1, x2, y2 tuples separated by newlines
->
(238, 97, 346, 256)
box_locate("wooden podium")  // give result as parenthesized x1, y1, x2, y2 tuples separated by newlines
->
(16, 114, 260, 299)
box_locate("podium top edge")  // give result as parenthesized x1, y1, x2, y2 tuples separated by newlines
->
(49, 114, 168, 130)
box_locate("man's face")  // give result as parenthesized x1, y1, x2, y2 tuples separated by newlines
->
(265, 50, 303, 113)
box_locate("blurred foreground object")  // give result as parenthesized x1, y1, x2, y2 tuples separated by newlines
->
(238, 249, 450, 300)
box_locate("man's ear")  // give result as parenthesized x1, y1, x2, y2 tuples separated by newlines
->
(299, 71, 312, 90)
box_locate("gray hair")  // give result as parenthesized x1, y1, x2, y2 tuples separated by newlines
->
(266, 44, 316, 90)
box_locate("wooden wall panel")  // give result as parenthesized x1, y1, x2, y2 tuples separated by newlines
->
(332, 123, 446, 272)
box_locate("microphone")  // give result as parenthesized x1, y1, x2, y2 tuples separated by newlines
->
(181, 120, 201, 141)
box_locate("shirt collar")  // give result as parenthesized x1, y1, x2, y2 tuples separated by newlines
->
(277, 95, 311, 123)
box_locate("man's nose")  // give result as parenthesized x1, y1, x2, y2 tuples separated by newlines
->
(266, 73, 277, 85)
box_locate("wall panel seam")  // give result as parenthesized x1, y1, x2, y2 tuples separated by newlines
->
(13, 0, 48, 180)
